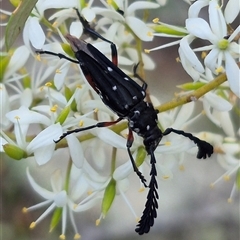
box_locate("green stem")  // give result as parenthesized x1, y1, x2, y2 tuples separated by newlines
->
(155, 72, 227, 112)
(64, 159, 72, 193)
(111, 147, 117, 175)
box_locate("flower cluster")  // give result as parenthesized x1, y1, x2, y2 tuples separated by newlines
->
(1, 0, 239, 238)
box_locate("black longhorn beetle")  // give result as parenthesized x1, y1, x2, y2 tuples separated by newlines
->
(36, 10, 214, 235)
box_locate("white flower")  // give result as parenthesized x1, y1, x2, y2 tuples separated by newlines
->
(0, 45, 30, 84)
(93, 1, 160, 42)
(211, 137, 240, 202)
(184, 1, 240, 97)
(1, 106, 63, 164)
(24, 167, 104, 239)
(188, 0, 240, 23)
(0, 84, 11, 129)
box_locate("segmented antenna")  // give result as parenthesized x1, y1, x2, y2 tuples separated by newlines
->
(135, 149, 158, 234)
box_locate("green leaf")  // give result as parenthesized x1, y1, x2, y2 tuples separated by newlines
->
(5, 0, 38, 51)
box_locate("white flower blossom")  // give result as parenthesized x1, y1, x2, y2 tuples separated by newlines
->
(183, 1, 240, 96)
(211, 137, 240, 202)
(24, 167, 105, 239)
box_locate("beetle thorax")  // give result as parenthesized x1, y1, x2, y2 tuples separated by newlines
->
(127, 101, 163, 154)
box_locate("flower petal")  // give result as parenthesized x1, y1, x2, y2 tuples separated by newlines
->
(6, 106, 50, 125)
(69, 21, 83, 38)
(66, 134, 85, 168)
(5, 46, 30, 79)
(27, 123, 63, 154)
(204, 92, 232, 111)
(224, 0, 240, 23)
(225, 52, 240, 98)
(188, 0, 209, 18)
(186, 18, 217, 43)
(126, 16, 153, 42)
(28, 17, 45, 49)
(126, 1, 159, 15)
(27, 168, 55, 199)
(209, 0, 226, 37)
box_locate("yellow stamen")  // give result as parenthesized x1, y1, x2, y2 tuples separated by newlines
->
(14, 116, 20, 120)
(164, 141, 171, 146)
(73, 204, 78, 210)
(95, 218, 101, 226)
(162, 175, 170, 180)
(201, 51, 207, 59)
(215, 66, 224, 74)
(147, 31, 153, 37)
(223, 175, 230, 181)
(87, 190, 93, 195)
(139, 187, 145, 192)
(45, 82, 52, 87)
(22, 207, 28, 213)
(74, 233, 81, 239)
(29, 222, 36, 229)
(56, 69, 61, 74)
(179, 165, 185, 171)
(94, 108, 98, 113)
(52, 21, 58, 28)
(152, 18, 159, 23)
(210, 183, 214, 188)
(36, 54, 41, 61)
(0, 13, 7, 20)
(144, 49, 150, 54)
(47, 31, 52, 38)
(59, 234, 66, 240)
(79, 120, 84, 127)
(50, 105, 58, 112)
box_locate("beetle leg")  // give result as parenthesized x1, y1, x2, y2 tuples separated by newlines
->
(74, 8, 118, 66)
(36, 50, 79, 64)
(126, 128, 148, 187)
(133, 63, 147, 91)
(163, 128, 214, 159)
(54, 118, 123, 143)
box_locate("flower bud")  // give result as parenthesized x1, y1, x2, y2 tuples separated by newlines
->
(3, 144, 27, 160)
(136, 146, 147, 167)
(101, 178, 116, 217)
(55, 106, 70, 125)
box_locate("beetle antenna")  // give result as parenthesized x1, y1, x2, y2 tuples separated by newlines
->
(135, 148, 158, 235)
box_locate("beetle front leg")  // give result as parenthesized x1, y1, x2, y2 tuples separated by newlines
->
(126, 128, 148, 187)
(36, 50, 79, 64)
